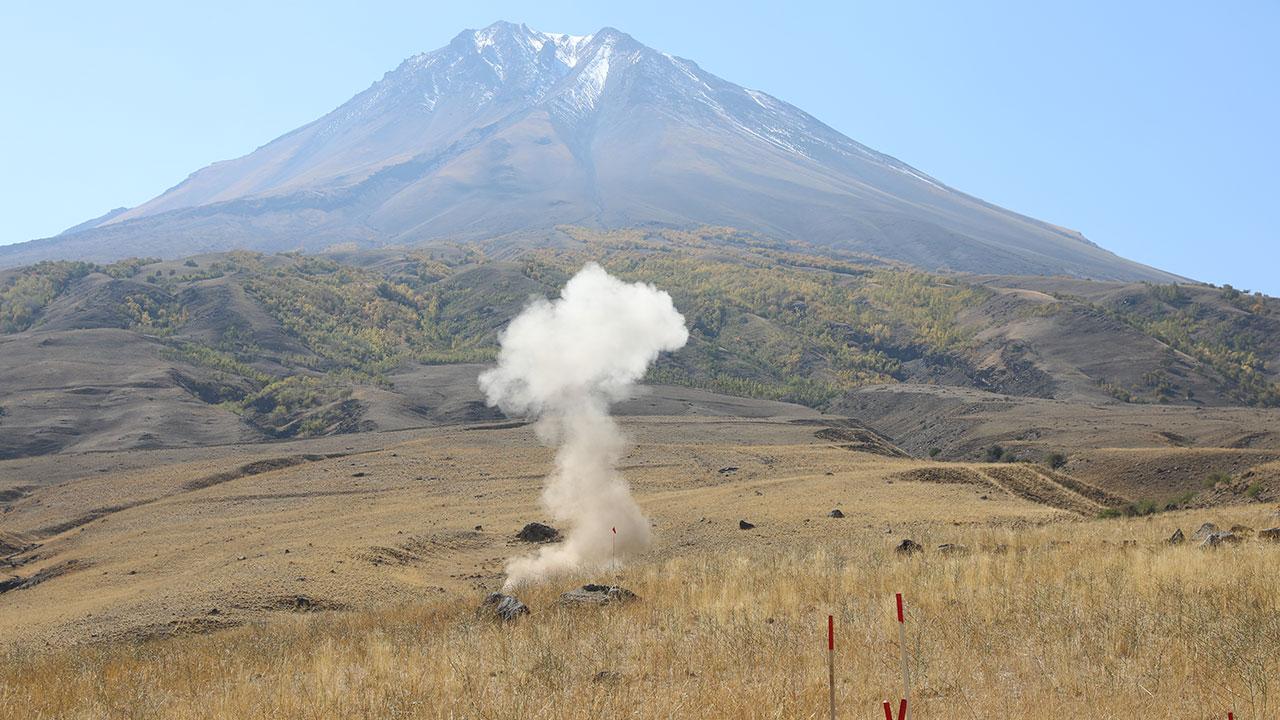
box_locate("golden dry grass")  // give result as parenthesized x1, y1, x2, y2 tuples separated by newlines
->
(3, 508, 1278, 719)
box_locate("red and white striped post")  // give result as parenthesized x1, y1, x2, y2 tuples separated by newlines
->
(827, 614, 836, 720)
(897, 592, 910, 720)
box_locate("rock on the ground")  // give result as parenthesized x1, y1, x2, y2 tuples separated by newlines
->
(937, 543, 969, 555)
(516, 522, 561, 543)
(1200, 531, 1242, 548)
(1167, 528, 1185, 545)
(1259, 528, 1280, 543)
(1191, 522, 1219, 541)
(739, 520, 756, 530)
(895, 539, 923, 555)
(480, 592, 530, 621)
(828, 509, 845, 518)
(559, 584, 639, 606)
(1230, 525, 1254, 537)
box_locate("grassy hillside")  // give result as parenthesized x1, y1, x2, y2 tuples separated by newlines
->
(1, 227, 1277, 448)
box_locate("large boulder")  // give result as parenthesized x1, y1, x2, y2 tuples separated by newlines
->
(480, 592, 530, 621)
(516, 522, 561, 543)
(558, 584, 638, 606)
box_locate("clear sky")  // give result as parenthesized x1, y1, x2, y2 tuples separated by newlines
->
(1, 1, 1276, 293)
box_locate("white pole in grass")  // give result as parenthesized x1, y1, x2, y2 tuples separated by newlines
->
(896, 593, 910, 720)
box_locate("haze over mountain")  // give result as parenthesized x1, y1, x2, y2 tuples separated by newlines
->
(0, 22, 1177, 282)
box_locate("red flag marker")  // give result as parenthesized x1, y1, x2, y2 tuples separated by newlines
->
(881, 698, 908, 720)
(896, 593, 910, 720)
(827, 615, 836, 719)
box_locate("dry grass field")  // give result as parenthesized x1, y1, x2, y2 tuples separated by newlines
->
(2, 508, 1278, 719)
(2, 398, 1279, 718)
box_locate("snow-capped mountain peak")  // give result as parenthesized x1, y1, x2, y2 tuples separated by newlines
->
(6, 21, 1178, 284)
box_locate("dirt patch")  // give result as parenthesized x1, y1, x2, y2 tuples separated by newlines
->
(261, 594, 347, 613)
(362, 531, 489, 566)
(0, 558, 90, 594)
(38, 504, 145, 536)
(0, 531, 37, 557)
(893, 467, 989, 486)
(982, 466, 1101, 516)
(182, 454, 336, 492)
(464, 421, 530, 431)
(1156, 431, 1193, 447)
(799, 419, 907, 457)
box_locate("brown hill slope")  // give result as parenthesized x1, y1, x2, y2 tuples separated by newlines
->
(0, 228, 1276, 461)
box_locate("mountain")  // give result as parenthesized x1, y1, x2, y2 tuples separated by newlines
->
(2, 227, 1276, 461)
(1, 22, 1178, 282)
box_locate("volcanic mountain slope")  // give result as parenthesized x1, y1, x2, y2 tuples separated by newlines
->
(3, 22, 1175, 282)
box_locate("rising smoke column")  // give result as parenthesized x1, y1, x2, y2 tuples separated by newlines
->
(479, 263, 688, 589)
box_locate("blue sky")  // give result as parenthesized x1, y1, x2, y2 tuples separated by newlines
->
(1, 1, 1276, 293)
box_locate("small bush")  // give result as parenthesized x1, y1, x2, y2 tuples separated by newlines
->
(1045, 452, 1068, 470)
(985, 445, 1005, 462)
(927, 448, 941, 458)
(1204, 471, 1232, 488)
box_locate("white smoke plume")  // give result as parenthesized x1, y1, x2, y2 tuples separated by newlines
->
(479, 263, 688, 589)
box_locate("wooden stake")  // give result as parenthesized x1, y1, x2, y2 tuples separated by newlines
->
(827, 614, 836, 720)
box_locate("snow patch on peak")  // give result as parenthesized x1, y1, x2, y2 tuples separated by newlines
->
(472, 25, 501, 51)
(557, 36, 616, 114)
(529, 29, 595, 68)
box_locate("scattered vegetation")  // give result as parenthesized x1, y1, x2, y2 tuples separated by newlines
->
(1045, 451, 1068, 470)
(0, 261, 95, 332)
(524, 228, 991, 406)
(2, 230, 1277, 441)
(1205, 472, 1233, 489)
(1091, 285, 1280, 406)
